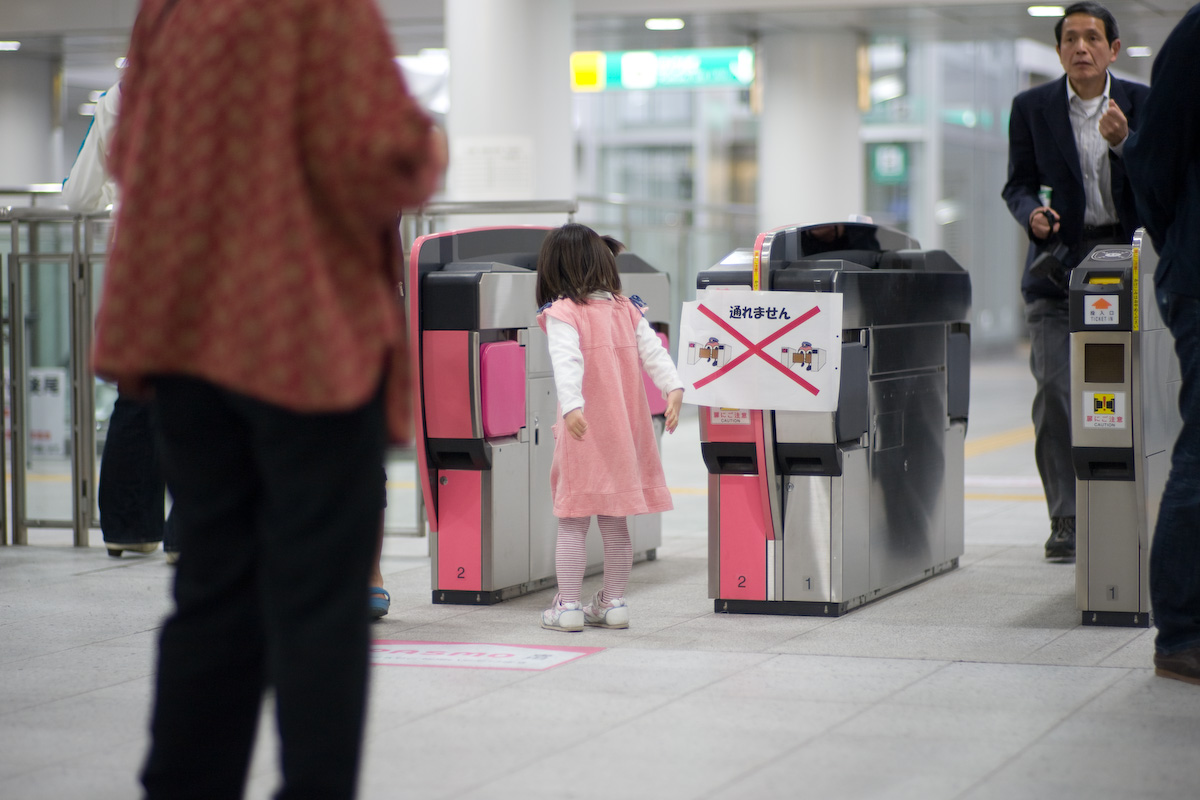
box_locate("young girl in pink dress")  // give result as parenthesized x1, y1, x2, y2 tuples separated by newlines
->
(535, 224, 684, 631)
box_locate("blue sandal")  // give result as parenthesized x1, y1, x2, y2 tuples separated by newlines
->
(368, 587, 390, 620)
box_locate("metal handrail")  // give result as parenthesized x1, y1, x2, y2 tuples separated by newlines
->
(0, 185, 69, 209)
(578, 193, 756, 218)
(416, 199, 578, 217)
(407, 198, 578, 240)
(2, 206, 79, 221)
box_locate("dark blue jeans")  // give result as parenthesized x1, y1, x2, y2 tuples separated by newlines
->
(1152, 290, 1200, 655)
(141, 375, 385, 800)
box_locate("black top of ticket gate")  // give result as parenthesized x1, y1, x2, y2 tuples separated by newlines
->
(417, 228, 545, 331)
(1067, 248, 1135, 333)
(696, 221, 972, 328)
(769, 222, 918, 267)
(418, 227, 664, 331)
(416, 227, 548, 277)
(415, 227, 663, 277)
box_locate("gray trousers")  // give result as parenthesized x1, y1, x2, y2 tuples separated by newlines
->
(1025, 297, 1075, 519)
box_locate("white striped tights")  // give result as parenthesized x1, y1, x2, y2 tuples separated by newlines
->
(554, 515, 631, 605)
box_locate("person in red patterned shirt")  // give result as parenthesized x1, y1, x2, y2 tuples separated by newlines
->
(94, 1, 444, 797)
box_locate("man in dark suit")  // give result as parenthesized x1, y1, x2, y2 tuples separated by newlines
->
(1002, 2, 1149, 560)
(1125, 2, 1200, 686)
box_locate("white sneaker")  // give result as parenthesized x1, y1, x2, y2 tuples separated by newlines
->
(582, 592, 629, 629)
(541, 595, 584, 632)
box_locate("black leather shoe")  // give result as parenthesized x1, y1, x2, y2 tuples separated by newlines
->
(1044, 516, 1076, 560)
(1154, 648, 1200, 686)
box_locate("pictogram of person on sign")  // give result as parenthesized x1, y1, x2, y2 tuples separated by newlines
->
(687, 337, 729, 367)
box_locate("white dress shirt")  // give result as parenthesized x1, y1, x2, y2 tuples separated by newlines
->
(1066, 73, 1121, 227)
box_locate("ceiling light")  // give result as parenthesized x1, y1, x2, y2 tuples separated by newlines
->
(1027, 6, 1065, 17)
(645, 18, 685, 31)
(1127, 46, 1152, 58)
(0, 41, 22, 51)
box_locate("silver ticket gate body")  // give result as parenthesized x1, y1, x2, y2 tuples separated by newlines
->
(697, 222, 971, 615)
(1069, 231, 1180, 627)
(411, 226, 671, 604)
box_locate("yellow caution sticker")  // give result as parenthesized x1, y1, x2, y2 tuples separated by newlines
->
(1083, 392, 1126, 428)
(1132, 245, 1140, 331)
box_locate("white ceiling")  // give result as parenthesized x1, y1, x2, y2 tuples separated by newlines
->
(1, 0, 1192, 91)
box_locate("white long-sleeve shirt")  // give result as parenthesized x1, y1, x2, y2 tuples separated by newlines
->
(61, 82, 121, 213)
(546, 293, 684, 416)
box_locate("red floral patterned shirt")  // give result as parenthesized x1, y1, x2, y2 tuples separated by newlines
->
(94, 0, 441, 441)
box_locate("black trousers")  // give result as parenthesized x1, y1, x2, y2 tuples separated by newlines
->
(1024, 229, 1127, 522)
(99, 394, 170, 547)
(141, 375, 385, 800)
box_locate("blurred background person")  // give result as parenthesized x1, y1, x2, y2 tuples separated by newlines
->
(62, 80, 177, 562)
(1124, 2, 1200, 687)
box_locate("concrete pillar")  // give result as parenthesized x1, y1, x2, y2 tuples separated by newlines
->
(443, 0, 574, 228)
(757, 30, 863, 231)
(0, 53, 62, 186)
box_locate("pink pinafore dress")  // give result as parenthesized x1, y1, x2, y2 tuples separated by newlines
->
(538, 295, 673, 519)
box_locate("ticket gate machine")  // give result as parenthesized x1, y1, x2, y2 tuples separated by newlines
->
(696, 221, 971, 615)
(410, 226, 672, 604)
(1069, 232, 1180, 627)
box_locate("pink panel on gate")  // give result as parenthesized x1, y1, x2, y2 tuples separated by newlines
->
(717, 473, 769, 599)
(423, 330, 474, 440)
(437, 470, 482, 591)
(642, 331, 670, 416)
(480, 341, 526, 438)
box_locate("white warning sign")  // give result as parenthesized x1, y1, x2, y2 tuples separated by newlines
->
(678, 289, 843, 412)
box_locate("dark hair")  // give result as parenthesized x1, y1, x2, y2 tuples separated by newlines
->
(535, 223, 624, 307)
(1056, 2, 1119, 45)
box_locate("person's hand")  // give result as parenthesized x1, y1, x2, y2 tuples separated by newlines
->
(1099, 100, 1129, 147)
(1029, 206, 1060, 240)
(664, 389, 683, 434)
(564, 408, 588, 440)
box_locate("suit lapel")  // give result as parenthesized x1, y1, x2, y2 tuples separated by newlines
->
(1043, 75, 1083, 186)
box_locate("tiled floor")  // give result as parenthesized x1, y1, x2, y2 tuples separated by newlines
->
(3, 349, 1200, 800)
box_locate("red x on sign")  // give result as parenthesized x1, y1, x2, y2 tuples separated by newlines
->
(691, 303, 822, 394)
